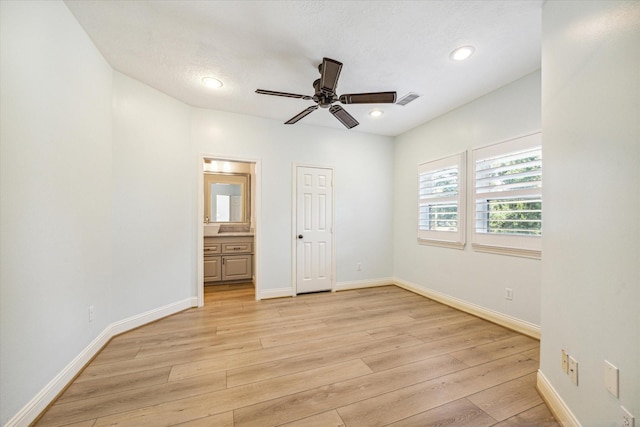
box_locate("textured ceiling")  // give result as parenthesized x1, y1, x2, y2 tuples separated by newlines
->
(64, 0, 542, 136)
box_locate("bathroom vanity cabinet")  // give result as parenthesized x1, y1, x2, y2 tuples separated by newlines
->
(204, 235, 253, 283)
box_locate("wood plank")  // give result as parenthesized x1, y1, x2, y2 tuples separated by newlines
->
(259, 324, 356, 348)
(450, 335, 540, 366)
(169, 411, 234, 427)
(366, 310, 468, 339)
(323, 313, 415, 330)
(279, 410, 346, 427)
(90, 345, 140, 365)
(387, 398, 496, 427)
(56, 366, 170, 404)
(492, 403, 560, 426)
(56, 420, 97, 427)
(410, 317, 501, 341)
(215, 316, 326, 336)
(467, 372, 543, 421)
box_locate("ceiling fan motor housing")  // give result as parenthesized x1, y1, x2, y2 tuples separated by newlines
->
(313, 79, 334, 108)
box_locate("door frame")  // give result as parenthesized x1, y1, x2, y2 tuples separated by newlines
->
(197, 154, 261, 306)
(291, 163, 336, 295)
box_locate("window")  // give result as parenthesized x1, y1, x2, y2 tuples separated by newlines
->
(472, 132, 542, 257)
(418, 152, 466, 248)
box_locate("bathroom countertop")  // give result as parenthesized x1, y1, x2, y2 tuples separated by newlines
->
(206, 232, 254, 237)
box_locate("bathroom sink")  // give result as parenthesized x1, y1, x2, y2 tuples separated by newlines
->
(203, 224, 221, 236)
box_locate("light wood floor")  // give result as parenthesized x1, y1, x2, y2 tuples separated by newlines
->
(35, 284, 559, 427)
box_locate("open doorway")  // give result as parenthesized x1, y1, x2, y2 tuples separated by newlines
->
(198, 156, 260, 306)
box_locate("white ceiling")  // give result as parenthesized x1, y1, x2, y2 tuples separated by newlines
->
(64, 0, 542, 137)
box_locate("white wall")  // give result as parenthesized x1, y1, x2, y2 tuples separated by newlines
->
(191, 108, 395, 296)
(112, 72, 195, 317)
(540, 1, 640, 424)
(393, 71, 542, 326)
(0, 1, 113, 423)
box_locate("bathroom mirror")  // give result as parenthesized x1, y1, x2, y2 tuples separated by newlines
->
(204, 173, 250, 223)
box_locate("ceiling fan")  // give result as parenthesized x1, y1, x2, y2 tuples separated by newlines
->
(255, 57, 397, 129)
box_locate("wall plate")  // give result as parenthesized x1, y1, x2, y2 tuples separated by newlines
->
(622, 406, 635, 427)
(561, 350, 569, 374)
(604, 360, 619, 397)
(568, 356, 578, 385)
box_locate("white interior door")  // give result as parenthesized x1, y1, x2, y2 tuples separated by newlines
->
(296, 166, 333, 294)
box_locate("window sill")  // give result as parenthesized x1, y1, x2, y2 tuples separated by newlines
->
(417, 238, 465, 250)
(472, 243, 541, 259)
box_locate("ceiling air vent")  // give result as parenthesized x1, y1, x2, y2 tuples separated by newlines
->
(396, 92, 420, 106)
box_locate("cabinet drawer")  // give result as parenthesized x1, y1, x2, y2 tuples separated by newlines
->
(222, 243, 252, 254)
(203, 244, 221, 255)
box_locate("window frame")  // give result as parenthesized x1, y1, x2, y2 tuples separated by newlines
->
(417, 152, 466, 249)
(471, 132, 542, 258)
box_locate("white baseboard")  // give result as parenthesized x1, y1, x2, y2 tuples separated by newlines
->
(258, 287, 293, 300)
(258, 278, 395, 299)
(334, 277, 395, 292)
(5, 298, 197, 427)
(537, 370, 581, 426)
(393, 278, 540, 339)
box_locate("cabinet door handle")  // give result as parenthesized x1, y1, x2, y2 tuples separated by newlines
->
(298, 234, 303, 239)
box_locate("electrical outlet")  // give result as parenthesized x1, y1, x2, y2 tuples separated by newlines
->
(622, 406, 635, 427)
(568, 356, 578, 385)
(89, 305, 95, 322)
(561, 350, 569, 374)
(356, 262, 362, 271)
(505, 288, 513, 300)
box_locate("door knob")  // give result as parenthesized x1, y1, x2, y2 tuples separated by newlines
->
(298, 234, 304, 239)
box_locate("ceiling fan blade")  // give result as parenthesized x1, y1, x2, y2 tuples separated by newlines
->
(285, 106, 319, 124)
(339, 92, 397, 104)
(319, 58, 342, 95)
(329, 105, 359, 129)
(256, 89, 312, 100)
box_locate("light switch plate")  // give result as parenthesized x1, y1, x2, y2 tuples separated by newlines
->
(568, 356, 578, 385)
(604, 360, 619, 397)
(561, 350, 569, 374)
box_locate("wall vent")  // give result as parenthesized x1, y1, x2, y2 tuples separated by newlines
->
(396, 92, 420, 106)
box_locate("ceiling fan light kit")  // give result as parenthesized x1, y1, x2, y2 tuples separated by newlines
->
(256, 57, 397, 129)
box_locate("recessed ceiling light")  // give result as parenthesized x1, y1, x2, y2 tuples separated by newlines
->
(202, 77, 223, 89)
(449, 45, 475, 61)
(369, 109, 383, 118)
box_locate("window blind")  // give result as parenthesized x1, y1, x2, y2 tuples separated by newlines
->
(419, 165, 459, 232)
(471, 132, 542, 256)
(417, 153, 466, 247)
(475, 146, 542, 236)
